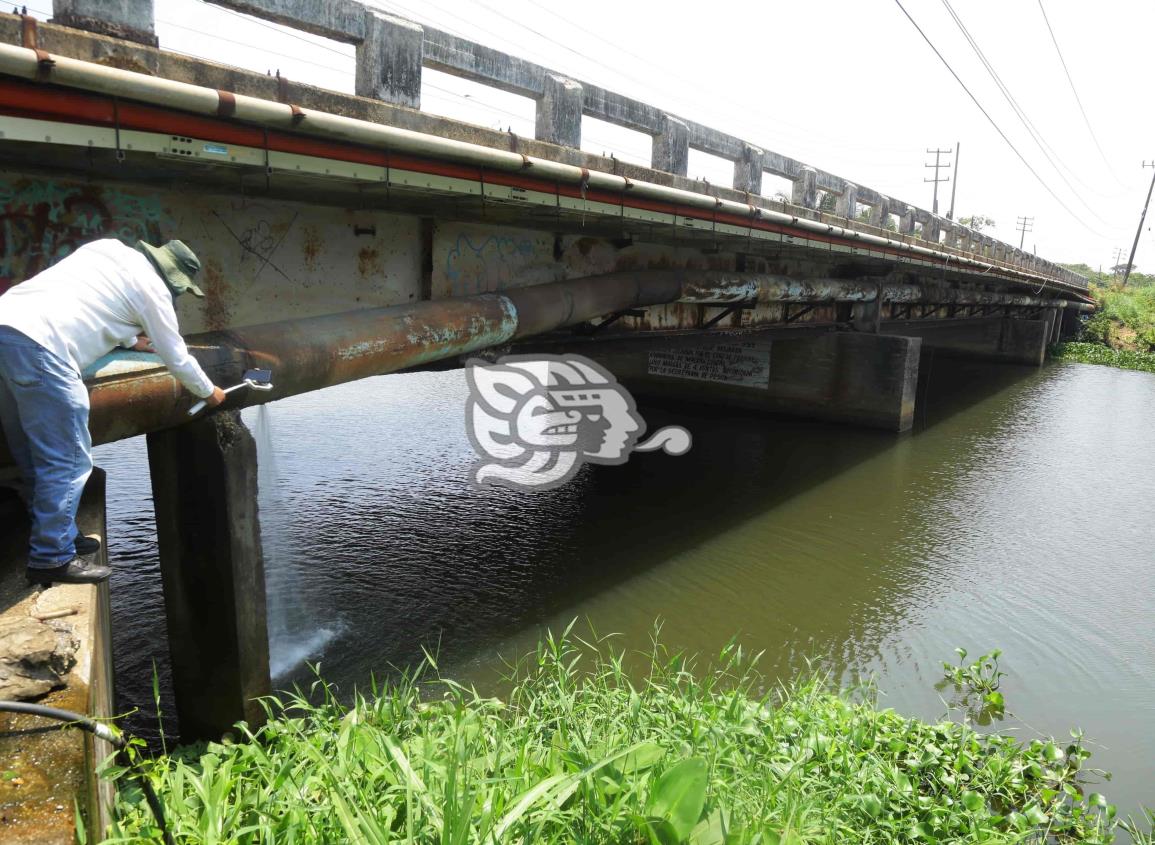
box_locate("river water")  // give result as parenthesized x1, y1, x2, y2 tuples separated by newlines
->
(94, 356, 1154, 818)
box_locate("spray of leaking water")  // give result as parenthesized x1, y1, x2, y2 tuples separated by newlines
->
(251, 405, 344, 679)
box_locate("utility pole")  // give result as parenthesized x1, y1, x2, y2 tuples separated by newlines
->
(1112, 247, 1126, 278)
(947, 141, 960, 220)
(1121, 161, 1155, 287)
(1016, 216, 1034, 250)
(925, 147, 952, 215)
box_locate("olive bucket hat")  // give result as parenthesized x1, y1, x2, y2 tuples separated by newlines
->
(135, 240, 205, 298)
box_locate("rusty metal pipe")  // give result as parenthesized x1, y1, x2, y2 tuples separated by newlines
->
(0, 269, 1090, 467)
(84, 294, 517, 448)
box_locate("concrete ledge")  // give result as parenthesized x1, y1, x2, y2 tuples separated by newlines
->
(0, 471, 114, 844)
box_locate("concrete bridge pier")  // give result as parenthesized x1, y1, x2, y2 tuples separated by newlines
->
(580, 331, 922, 432)
(1060, 307, 1083, 340)
(883, 316, 1052, 367)
(146, 411, 270, 742)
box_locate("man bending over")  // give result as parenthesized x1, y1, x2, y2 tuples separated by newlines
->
(0, 239, 226, 586)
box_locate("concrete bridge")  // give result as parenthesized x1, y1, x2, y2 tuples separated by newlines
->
(0, 2, 1092, 830)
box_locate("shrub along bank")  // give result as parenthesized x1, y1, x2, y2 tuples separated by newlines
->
(97, 629, 1150, 844)
(1052, 279, 1155, 373)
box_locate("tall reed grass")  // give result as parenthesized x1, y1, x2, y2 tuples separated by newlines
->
(97, 625, 1147, 844)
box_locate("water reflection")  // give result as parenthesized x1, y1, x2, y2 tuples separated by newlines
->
(96, 357, 1155, 817)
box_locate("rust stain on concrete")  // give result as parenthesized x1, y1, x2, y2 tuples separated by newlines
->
(301, 225, 322, 271)
(200, 258, 230, 331)
(357, 246, 382, 279)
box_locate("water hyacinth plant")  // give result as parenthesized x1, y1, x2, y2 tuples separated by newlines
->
(1051, 341, 1155, 374)
(95, 625, 1145, 844)
(940, 647, 1007, 719)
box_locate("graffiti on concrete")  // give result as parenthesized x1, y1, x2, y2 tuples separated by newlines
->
(0, 179, 170, 293)
(210, 209, 296, 282)
(444, 233, 537, 296)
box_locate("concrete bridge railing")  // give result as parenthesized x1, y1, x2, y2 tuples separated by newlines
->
(45, 0, 1086, 293)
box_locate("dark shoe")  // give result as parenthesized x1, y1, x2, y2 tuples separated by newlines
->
(75, 534, 102, 555)
(26, 558, 111, 587)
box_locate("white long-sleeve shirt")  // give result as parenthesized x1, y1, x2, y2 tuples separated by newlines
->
(0, 239, 215, 398)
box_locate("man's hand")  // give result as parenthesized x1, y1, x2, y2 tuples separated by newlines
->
(204, 386, 228, 408)
(131, 334, 155, 352)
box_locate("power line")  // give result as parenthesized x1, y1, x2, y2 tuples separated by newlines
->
(1035, 0, 1124, 187)
(194, 0, 354, 59)
(511, 0, 924, 156)
(370, 0, 938, 169)
(893, 0, 1108, 238)
(938, 0, 1120, 218)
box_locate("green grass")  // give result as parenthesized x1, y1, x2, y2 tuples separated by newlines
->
(1080, 284, 1155, 351)
(96, 626, 1150, 844)
(1051, 342, 1155, 374)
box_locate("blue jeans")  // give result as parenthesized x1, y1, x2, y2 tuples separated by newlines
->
(0, 326, 92, 568)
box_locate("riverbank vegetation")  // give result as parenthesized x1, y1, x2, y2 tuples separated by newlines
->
(1055, 264, 1155, 373)
(94, 627, 1150, 844)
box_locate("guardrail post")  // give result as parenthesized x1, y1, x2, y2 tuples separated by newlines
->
(51, 0, 157, 45)
(734, 143, 764, 195)
(356, 10, 424, 109)
(922, 214, 940, 243)
(835, 182, 857, 219)
(791, 166, 818, 209)
(868, 196, 888, 228)
(899, 207, 916, 234)
(652, 114, 689, 176)
(535, 74, 583, 148)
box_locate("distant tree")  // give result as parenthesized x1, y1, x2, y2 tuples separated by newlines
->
(1060, 261, 1153, 287)
(958, 214, 996, 233)
(818, 191, 837, 213)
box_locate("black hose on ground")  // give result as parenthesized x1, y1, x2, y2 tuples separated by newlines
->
(0, 700, 174, 845)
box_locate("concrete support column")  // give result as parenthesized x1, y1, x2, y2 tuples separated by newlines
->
(1060, 307, 1081, 340)
(868, 196, 889, 228)
(535, 74, 583, 148)
(791, 166, 818, 210)
(835, 182, 858, 219)
(851, 283, 883, 334)
(922, 215, 941, 243)
(51, 0, 156, 45)
(883, 316, 1050, 366)
(651, 115, 689, 176)
(734, 144, 764, 195)
(586, 332, 922, 432)
(147, 412, 271, 742)
(900, 208, 916, 235)
(356, 11, 424, 109)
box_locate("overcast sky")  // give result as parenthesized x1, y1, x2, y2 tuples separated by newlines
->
(28, 0, 1155, 269)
